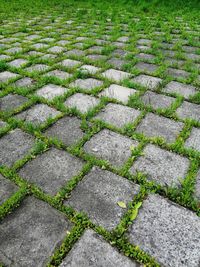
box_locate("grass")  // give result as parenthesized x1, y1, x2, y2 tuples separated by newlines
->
(0, 0, 199, 266)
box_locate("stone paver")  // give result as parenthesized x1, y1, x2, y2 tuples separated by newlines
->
(16, 104, 61, 125)
(19, 148, 84, 195)
(0, 120, 7, 128)
(79, 64, 101, 74)
(140, 91, 175, 109)
(194, 170, 200, 200)
(94, 103, 141, 128)
(130, 144, 190, 186)
(0, 94, 28, 112)
(44, 70, 72, 80)
(61, 59, 81, 68)
(65, 167, 140, 230)
(84, 129, 138, 167)
(0, 71, 19, 83)
(36, 84, 69, 100)
(0, 196, 72, 267)
(25, 64, 49, 73)
(102, 69, 131, 82)
(60, 229, 140, 267)
(64, 93, 100, 113)
(8, 58, 28, 68)
(0, 174, 18, 205)
(44, 116, 84, 146)
(0, 129, 35, 167)
(185, 127, 200, 151)
(136, 113, 184, 143)
(176, 101, 200, 121)
(163, 81, 197, 99)
(99, 84, 137, 104)
(69, 78, 103, 91)
(132, 74, 162, 90)
(128, 194, 200, 267)
(14, 77, 36, 88)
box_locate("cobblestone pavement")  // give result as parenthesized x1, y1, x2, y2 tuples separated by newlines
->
(0, 3, 200, 267)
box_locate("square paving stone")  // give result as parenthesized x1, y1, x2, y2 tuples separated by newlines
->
(69, 78, 103, 91)
(86, 54, 107, 62)
(0, 120, 7, 128)
(44, 116, 84, 146)
(47, 46, 65, 54)
(19, 148, 84, 195)
(5, 47, 23, 54)
(31, 43, 48, 50)
(135, 53, 155, 61)
(64, 93, 100, 114)
(44, 70, 72, 80)
(0, 196, 72, 267)
(65, 167, 140, 230)
(65, 49, 85, 57)
(14, 77, 36, 88)
(36, 84, 69, 100)
(176, 101, 200, 122)
(94, 103, 141, 128)
(128, 194, 200, 267)
(25, 64, 49, 73)
(7, 59, 28, 68)
(136, 113, 184, 143)
(0, 71, 19, 83)
(16, 104, 61, 126)
(60, 229, 139, 267)
(194, 170, 200, 200)
(61, 59, 81, 68)
(102, 69, 131, 82)
(0, 128, 35, 167)
(79, 64, 101, 74)
(107, 58, 127, 70)
(132, 74, 162, 90)
(167, 68, 190, 79)
(163, 81, 197, 99)
(0, 174, 18, 205)
(99, 84, 137, 104)
(84, 129, 138, 167)
(140, 91, 176, 109)
(0, 94, 28, 112)
(134, 62, 158, 73)
(130, 144, 189, 186)
(185, 127, 200, 152)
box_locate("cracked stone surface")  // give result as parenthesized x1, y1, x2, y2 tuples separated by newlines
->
(128, 194, 200, 267)
(130, 144, 190, 186)
(136, 113, 184, 143)
(60, 229, 140, 267)
(19, 148, 84, 195)
(0, 196, 72, 267)
(94, 103, 141, 128)
(84, 129, 138, 167)
(65, 167, 140, 230)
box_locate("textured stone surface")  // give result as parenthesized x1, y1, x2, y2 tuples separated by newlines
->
(132, 74, 162, 90)
(61, 59, 81, 68)
(94, 103, 141, 128)
(8, 58, 28, 68)
(64, 93, 100, 113)
(0, 71, 19, 83)
(69, 78, 103, 91)
(130, 144, 190, 186)
(0, 196, 72, 267)
(176, 101, 200, 121)
(36, 84, 69, 100)
(194, 170, 200, 200)
(14, 77, 36, 88)
(107, 58, 127, 70)
(0, 174, 18, 205)
(102, 68, 131, 82)
(19, 148, 84, 195)
(44, 70, 72, 80)
(128, 194, 200, 267)
(141, 91, 175, 109)
(44, 116, 84, 146)
(167, 67, 190, 79)
(99, 84, 137, 104)
(0, 94, 28, 112)
(16, 104, 61, 125)
(185, 127, 200, 151)
(0, 129, 35, 167)
(163, 81, 197, 99)
(65, 167, 140, 230)
(25, 64, 49, 73)
(136, 113, 184, 143)
(60, 229, 140, 267)
(79, 64, 101, 74)
(84, 129, 138, 167)
(134, 62, 158, 73)
(0, 120, 7, 128)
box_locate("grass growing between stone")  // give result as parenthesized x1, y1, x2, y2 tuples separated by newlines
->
(0, 0, 200, 266)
